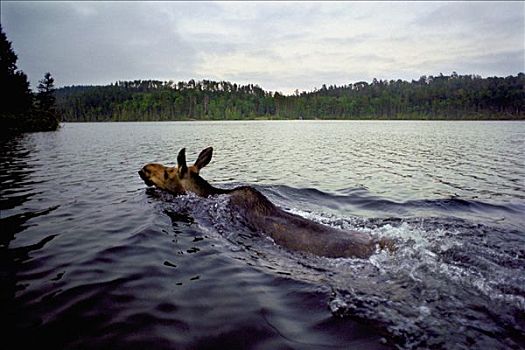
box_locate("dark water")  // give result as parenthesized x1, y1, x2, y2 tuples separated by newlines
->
(1, 121, 524, 349)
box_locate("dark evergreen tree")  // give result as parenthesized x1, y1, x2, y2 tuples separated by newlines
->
(0, 24, 33, 134)
(36, 72, 56, 112)
(0, 26, 60, 135)
(34, 72, 60, 130)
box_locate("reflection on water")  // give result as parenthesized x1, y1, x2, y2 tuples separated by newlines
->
(0, 121, 524, 349)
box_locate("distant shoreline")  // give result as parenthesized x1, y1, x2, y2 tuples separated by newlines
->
(55, 74, 525, 123)
(60, 116, 525, 123)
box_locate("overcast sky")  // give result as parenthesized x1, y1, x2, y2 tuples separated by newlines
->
(1, 1, 523, 94)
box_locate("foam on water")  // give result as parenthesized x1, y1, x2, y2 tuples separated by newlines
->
(198, 202, 525, 349)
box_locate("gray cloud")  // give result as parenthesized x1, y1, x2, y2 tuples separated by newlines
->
(322, 33, 376, 47)
(414, 2, 523, 29)
(411, 2, 524, 50)
(1, 2, 198, 87)
(439, 50, 524, 77)
(1, 1, 523, 93)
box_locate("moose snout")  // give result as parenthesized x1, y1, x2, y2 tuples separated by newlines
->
(138, 167, 154, 186)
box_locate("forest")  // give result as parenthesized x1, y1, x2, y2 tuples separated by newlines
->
(56, 73, 525, 122)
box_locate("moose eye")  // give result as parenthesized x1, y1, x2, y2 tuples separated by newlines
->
(164, 170, 169, 180)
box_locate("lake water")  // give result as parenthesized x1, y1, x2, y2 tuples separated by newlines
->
(1, 121, 524, 349)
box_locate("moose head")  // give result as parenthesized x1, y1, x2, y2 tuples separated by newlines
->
(138, 147, 215, 196)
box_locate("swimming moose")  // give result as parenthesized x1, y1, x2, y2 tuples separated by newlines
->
(139, 147, 392, 258)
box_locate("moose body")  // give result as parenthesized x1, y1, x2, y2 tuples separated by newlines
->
(139, 147, 387, 259)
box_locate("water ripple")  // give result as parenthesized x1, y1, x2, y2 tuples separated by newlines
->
(1, 121, 524, 349)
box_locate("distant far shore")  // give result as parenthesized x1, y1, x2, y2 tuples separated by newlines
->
(55, 74, 524, 123)
(60, 115, 525, 122)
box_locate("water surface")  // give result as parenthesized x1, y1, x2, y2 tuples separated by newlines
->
(1, 121, 524, 349)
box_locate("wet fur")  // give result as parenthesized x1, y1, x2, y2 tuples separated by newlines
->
(139, 147, 390, 258)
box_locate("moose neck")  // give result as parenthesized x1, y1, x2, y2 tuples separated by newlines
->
(187, 173, 233, 197)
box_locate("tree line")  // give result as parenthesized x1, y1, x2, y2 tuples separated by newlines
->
(0, 25, 60, 135)
(57, 73, 524, 122)
(55, 80, 276, 122)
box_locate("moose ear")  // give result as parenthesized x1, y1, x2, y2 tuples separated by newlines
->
(177, 148, 188, 176)
(194, 147, 213, 171)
